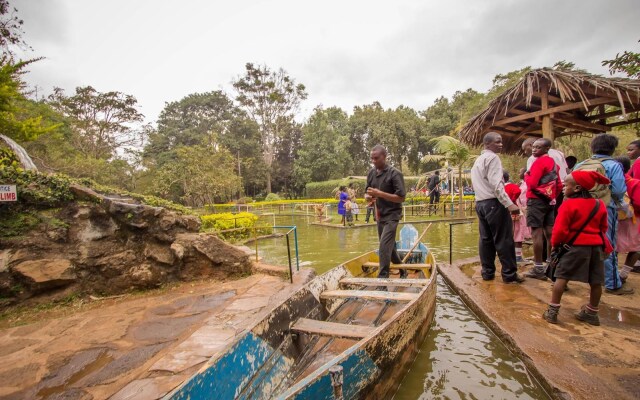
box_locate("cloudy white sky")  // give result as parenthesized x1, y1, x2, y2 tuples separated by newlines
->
(12, 0, 640, 124)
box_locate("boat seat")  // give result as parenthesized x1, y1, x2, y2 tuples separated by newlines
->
(291, 318, 374, 339)
(361, 262, 432, 270)
(320, 289, 419, 302)
(340, 278, 429, 288)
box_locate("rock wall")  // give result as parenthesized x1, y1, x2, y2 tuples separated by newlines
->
(0, 185, 253, 302)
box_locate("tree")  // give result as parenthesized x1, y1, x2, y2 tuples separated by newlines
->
(422, 136, 476, 216)
(233, 63, 307, 193)
(151, 145, 241, 206)
(0, 0, 30, 56)
(294, 106, 351, 185)
(48, 86, 146, 160)
(602, 40, 640, 79)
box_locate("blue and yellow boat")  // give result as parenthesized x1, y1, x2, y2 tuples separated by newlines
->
(166, 225, 437, 399)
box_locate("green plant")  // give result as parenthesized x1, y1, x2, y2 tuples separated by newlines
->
(264, 193, 281, 202)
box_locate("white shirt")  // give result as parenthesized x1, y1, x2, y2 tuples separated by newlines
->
(471, 149, 514, 208)
(527, 148, 569, 180)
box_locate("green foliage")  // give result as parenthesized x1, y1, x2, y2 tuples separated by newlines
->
(0, 165, 74, 207)
(304, 177, 421, 199)
(0, 211, 39, 237)
(264, 192, 281, 202)
(602, 40, 640, 78)
(233, 62, 308, 193)
(200, 211, 266, 241)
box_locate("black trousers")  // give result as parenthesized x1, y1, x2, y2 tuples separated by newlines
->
(365, 207, 376, 222)
(377, 219, 403, 278)
(475, 199, 518, 281)
(429, 190, 440, 204)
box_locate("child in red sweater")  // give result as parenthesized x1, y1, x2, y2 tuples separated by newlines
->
(543, 170, 613, 326)
(504, 171, 526, 262)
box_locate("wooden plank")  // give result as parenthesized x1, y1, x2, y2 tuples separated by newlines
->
(361, 262, 432, 270)
(607, 117, 640, 128)
(586, 108, 639, 120)
(493, 97, 613, 126)
(320, 290, 419, 302)
(340, 278, 429, 288)
(553, 115, 610, 132)
(291, 318, 373, 339)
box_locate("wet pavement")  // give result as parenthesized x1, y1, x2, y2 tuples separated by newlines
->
(0, 268, 314, 400)
(439, 257, 640, 400)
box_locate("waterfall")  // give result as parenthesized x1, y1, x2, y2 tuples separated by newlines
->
(0, 134, 39, 171)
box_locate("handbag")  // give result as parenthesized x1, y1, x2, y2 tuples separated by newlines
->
(533, 160, 557, 201)
(546, 200, 601, 279)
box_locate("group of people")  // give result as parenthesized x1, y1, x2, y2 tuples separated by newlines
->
(472, 131, 639, 326)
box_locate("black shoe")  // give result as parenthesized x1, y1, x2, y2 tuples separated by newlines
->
(505, 274, 525, 284)
(482, 275, 495, 281)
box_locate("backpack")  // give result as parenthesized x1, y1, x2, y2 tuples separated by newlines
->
(573, 156, 612, 205)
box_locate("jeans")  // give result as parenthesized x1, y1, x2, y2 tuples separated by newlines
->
(365, 207, 376, 223)
(604, 207, 622, 290)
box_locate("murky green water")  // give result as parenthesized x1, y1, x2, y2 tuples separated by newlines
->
(257, 216, 548, 400)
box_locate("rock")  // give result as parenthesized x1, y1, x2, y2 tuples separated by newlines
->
(13, 259, 76, 291)
(0, 250, 10, 273)
(69, 184, 102, 202)
(144, 243, 174, 266)
(170, 243, 184, 261)
(75, 218, 118, 242)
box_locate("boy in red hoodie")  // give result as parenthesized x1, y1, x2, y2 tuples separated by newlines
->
(543, 170, 613, 326)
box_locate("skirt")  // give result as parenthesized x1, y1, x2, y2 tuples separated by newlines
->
(616, 218, 640, 253)
(554, 245, 604, 284)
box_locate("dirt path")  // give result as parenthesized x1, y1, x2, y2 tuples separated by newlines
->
(0, 270, 313, 400)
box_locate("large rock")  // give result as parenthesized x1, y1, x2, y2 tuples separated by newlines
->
(173, 233, 252, 279)
(13, 259, 76, 291)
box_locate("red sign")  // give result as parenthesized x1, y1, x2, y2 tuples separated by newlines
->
(0, 185, 17, 202)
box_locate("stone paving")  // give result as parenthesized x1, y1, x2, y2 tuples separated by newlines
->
(0, 269, 314, 400)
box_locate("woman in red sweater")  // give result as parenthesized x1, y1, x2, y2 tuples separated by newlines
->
(543, 170, 613, 326)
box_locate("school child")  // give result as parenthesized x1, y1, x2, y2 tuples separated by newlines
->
(543, 170, 613, 326)
(345, 199, 354, 226)
(504, 171, 526, 263)
(351, 199, 360, 221)
(613, 156, 640, 283)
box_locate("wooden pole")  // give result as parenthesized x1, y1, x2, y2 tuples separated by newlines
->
(541, 83, 555, 141)
(401, 223, 433, 263)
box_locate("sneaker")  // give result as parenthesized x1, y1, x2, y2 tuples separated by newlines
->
(504, 274, 525, 284)
(543, 309, 558, 324)
(632, 265, 640, 274)
(605, 285, 635, 295)
(575, 306, 600, 326)
(524, 270, 548, 281)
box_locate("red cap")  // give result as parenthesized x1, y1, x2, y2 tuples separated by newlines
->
(571, 170, 610, 190)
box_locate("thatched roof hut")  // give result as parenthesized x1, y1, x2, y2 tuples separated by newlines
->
(459, 68, 640, 153)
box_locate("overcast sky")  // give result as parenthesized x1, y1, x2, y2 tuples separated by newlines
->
(12, 0, 640, 125)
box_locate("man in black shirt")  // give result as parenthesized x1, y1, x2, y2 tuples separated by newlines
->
(365, 145, 406, 278)
(428, 171, 441, 204)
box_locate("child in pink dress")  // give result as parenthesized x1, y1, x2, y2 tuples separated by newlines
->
(514, 168, 531, 262)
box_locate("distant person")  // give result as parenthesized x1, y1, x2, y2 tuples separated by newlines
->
(522, 137, 568, 211)
(428, 171, 441, 204)
(574, 134, 631, 295)
(365, 145, 406, 278)
(365, 197, 376, 223)
(470, 132, 524, 284)
(345, 198, 354, 226)
(337, 186, 348, 225)
(524, 138, 562, 280)
(347, 182, 357, 201)
(565, 156, 578, 171)
(516, 167, 532, 261)
(542, 170, 612, 325)
(626, 139, 640, 179)
(351, 198, 360, 222)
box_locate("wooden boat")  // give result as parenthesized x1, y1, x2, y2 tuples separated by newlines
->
(166, 225, 437, 400)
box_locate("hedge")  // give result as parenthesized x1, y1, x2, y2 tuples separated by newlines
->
(305, 177, 422, 199)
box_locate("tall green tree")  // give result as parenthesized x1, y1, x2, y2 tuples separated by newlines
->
(602, 40, 640, 79)
(48, 86, 146, 160)
(294, 106, 351, 185)
(232, 63, 307, 193)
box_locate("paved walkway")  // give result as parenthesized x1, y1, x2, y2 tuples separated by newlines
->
(0, 270, 314, 400)
(439, 257, 640, 400)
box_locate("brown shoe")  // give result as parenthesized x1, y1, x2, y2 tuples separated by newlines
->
(543, 304, 560, 324)
(605, 285, 634, 295)
(575, 305, 600, 326)
(505, 274, 525, 284)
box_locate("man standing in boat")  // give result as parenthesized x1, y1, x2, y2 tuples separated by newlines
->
(365, 145, 407, 279)
(471, 132, 525, 284)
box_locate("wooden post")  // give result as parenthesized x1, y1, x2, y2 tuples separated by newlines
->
(540, 83, 555, 141)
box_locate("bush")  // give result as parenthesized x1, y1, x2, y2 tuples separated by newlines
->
(0, 166, 74, 208)
(264, 193, 281, 202)
(200, 211, 269, 241)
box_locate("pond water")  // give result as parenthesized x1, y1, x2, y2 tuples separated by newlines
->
(256, 215, 549, 400)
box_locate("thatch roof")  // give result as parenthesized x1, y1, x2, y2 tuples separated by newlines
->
(459, 68, 640, 153)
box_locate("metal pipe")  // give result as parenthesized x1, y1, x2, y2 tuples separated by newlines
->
(286, 233, 293, 284)
(293, 226, 300, 271)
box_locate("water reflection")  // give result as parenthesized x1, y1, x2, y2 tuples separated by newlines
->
(257, 216, 548, 399)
